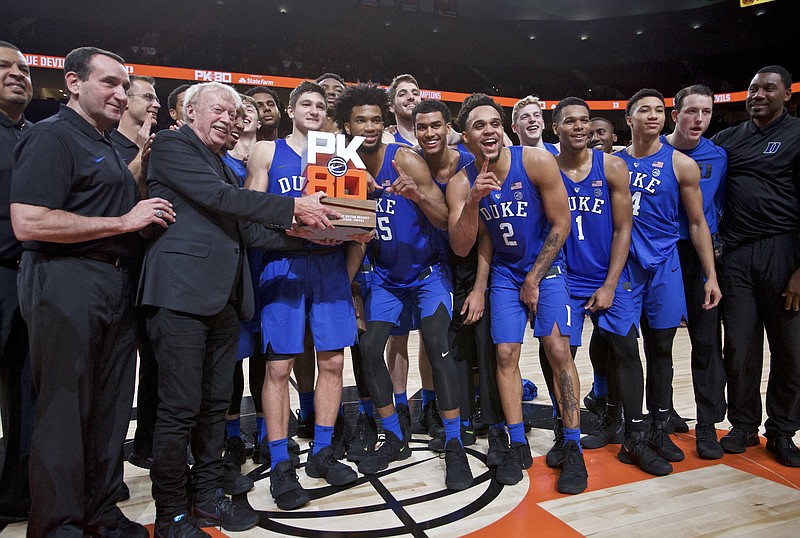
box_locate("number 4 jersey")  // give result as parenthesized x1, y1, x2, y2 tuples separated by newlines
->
(616, 143, 680, 271)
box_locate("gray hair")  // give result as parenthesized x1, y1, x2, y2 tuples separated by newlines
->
(183, 82, 242, 121)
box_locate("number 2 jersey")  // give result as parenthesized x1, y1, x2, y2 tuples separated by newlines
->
(616, 143, 680, 271)
(467, 145, 561, 286)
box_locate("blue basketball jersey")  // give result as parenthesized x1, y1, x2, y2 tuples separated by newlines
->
(454, 141, 473, 156)
(660, 135, 727, 239)
(266, 139, 305, 197)
(394, 131, 414, 147)
(470, 146, 556, 285)
(421, 148, 475, 195)
(616, 144, 680, 271)
(544, 142, 560, 156)
(562, 149, 615, 297)
(221, 152, 247, 186)
(372, 144, 448, 286)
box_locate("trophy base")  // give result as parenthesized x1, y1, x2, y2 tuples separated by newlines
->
(300, 197, 376, 241)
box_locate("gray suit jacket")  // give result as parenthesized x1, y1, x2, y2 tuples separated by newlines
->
(137, 125, 303, 319)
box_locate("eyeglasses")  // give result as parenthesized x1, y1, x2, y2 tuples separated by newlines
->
(129, 93, 160, 104)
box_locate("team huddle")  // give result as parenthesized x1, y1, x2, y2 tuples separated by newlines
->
(2, 42, 799, 538)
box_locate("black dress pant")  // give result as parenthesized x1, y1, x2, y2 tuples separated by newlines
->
(132, 309, 159, 458)
(720, 232, 800, 437)
(18, 253, 137, 538)
(677, 239, 726, 424)
(0, 264, 34, 520)
(147, 304, 238, 519)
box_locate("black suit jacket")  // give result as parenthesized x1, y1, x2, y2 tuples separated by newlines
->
(137, 125, 303, 319)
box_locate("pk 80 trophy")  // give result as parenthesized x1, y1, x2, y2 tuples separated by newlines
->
(300, 131, 376, 240)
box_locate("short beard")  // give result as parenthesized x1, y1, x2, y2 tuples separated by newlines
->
(359, 140, 381, 154)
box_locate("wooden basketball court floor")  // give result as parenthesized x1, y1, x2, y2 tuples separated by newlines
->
(2, 324, 799, 537)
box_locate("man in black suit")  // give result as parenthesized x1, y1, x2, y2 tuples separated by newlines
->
(139, 81, 338, 537)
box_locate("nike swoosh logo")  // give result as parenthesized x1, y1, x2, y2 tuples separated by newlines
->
(94, 156, 106, 163)
(441, 351, 449, 358)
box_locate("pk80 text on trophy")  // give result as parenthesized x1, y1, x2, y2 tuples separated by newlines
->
(300, 131, 377, 240)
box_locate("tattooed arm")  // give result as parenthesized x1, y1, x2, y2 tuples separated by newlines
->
(519, 148, 571, 314)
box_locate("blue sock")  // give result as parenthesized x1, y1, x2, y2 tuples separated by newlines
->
(256, 416, 266, 442)
(381, 412, 403, 440)
(421, 389, 436, 407)
(268, 438, 289, 470)
(312, 424, 335, 455)
(443, 416, 462, 446)
(549, 392, 558, 418)
(491, 422, 506, 431)
(593, 375, 608, 398)
(394, 392, 408, 408)
(564, 428, 582, 452)
(507, 422, 526, 444)
(359, 399, 374, 417)
(461, 419, 470, 428)
(299, 391, 315, 421)
(226, 417, 240, 439)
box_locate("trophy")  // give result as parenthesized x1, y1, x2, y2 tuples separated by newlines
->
(300, 131, 377, 241)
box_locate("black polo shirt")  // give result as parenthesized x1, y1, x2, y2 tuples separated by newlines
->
(10, 104, 138, 258)
(110, 128, 139, 165)
(0, 111, 31, 264)
(712, 112, 800, 249)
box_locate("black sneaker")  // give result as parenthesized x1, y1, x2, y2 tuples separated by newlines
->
(471, 411, 490, 437)
(581, 408, 624, 449)
(96, 515, 149, 538)
(583, 390, 606, 418)
(296, 410, 315, 439)
(765, 434, 800, 467)
(545, 417, 565, 469)
(128, 451, 154, 470)
(720, 426, 760, 454)
(695, 422, 723, 460)
(429, 423, 477, 452)
(419, 400, 445, 437)
(396, 404, 412, 434)
(357, 430, 410, 475)
(154, 514, 210, 538)
(495, 441, 532, 485)
(252, 433, 263, 464)
(258, 439, 301, 468)
(487, 427, 509, 468)
(668, 408, 690, 433)
(347, 413, 378, 463)
(618, 430, 673, 476)
(557, 440, 588, 495)
(330, 414, 352, 460)
(193, 489, 259, 532)
(648, 420, 685, 462)
(222, 468, 254, 496)
(224, 436, 247, 467)
(305, 445, 359, 486)
(444, 439, 473, 491)
(269, 460, 310, 511)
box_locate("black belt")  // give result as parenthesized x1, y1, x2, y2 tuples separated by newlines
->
(0, 258, 20, 270)
(80, 252, 133, 268)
